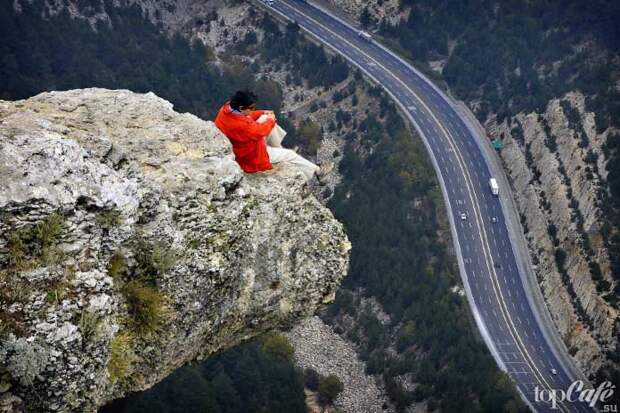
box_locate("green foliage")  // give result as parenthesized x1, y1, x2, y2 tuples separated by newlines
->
(112, 238, 171, 336)
(101, 339, 306, 413)
(97, 209, 122, 229)
(44, 277, 71, 305)
(379, 0, 619, 124)
(122, 280, 167, 335)
(396, 321, 416, 352)
(131, 237, 177, 286)
(304, 367, 320, 391)
(7, 232, 26, 270)
(601, 133, 620, 297)
(594, 362, 620, 409)
(232, 30, 259, 55)
(378, 0, 620, 392)
(185, 237, 201, 250)
(108, 331, 139, 384)
(0, 5, 352, 413)
(258, 16, 349, 89)
(555, 248, 568, 270)
(80, 310, 101, 342)
(259, 331, 295, 361)
(107, 250, 127, 280)
(253, 78, 283, 111)
(380, 0, 620, 318)
(5, 213, 65, 271)
(0, 0, 266, 120)
(0, 1, 533, 411)
(294, 119, 322, 156)
(317, 374, 344, 404)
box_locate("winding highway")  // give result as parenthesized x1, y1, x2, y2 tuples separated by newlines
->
(257, 0, 595, 412)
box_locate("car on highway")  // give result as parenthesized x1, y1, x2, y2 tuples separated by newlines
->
(358, 31, 372, 42)
(460, 212, 467, 221)
(491, 216, 498, 223)
(551, 368, 557, 375)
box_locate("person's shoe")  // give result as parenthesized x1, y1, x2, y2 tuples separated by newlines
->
(316, 161, 334, 185)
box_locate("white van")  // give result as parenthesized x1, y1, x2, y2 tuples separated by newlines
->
(489, 178, 499, 196)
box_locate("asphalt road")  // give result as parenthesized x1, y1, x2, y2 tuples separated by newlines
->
(261, 1, 595, 412)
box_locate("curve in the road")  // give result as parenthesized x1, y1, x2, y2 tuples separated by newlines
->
(259, 1, 593, 411)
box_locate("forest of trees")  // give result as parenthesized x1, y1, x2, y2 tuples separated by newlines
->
(379, 0, 619, 127)
(258, 16, 349, 89)
(0, 0, 237, 119)
(0, 0, 348, 120)
(101, 334, 306, 413)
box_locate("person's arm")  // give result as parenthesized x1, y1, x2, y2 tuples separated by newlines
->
(249, 110, 265, 121)
(242, 117, 276, 141)
(250, 110, 277, 121)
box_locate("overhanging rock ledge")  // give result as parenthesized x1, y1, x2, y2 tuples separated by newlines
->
(0, 88, 350, 412)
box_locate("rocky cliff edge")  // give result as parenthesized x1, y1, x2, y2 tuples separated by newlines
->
(0, 88, 350, 412)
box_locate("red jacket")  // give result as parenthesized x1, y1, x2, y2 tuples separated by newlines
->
(214, 101, 276, 173)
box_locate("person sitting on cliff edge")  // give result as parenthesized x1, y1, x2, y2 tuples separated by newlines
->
(214, 89, 332, 183)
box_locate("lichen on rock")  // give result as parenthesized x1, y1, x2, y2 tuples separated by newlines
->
(0, 88, 350, 412)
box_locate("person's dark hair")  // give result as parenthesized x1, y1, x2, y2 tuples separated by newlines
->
(230, 90, 257, 111)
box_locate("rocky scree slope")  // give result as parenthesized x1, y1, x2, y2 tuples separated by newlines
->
(0, 88, 350, 412)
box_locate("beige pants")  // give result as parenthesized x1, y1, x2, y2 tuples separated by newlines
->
(258, 114, 319, 181)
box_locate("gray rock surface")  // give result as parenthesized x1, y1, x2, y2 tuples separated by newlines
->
(0, 88, 350, 412)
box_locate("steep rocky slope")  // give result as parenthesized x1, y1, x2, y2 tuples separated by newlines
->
(321, 0, 409, 26)
(30, 0, 244, 39)
(0, 88, 350, 412)
(489, 92, 618, 374)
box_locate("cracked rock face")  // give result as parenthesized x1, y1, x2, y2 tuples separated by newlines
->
(491, 91, 618, 376)
(0, 88, 350, 412)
